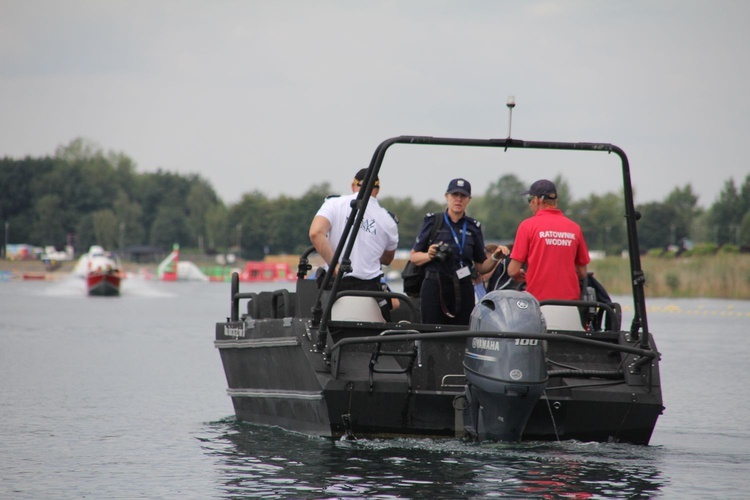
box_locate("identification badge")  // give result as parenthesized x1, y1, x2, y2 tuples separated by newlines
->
(456, 266, 471, 279)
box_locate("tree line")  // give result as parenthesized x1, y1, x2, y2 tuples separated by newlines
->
(2, 138, 749, 260)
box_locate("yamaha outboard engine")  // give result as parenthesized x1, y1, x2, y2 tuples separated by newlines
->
(463, 290, 548, 442)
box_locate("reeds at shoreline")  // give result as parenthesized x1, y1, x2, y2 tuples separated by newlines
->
(590, 254, 750, 300)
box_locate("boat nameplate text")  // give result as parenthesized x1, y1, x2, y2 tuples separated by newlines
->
(224, 324, 245, 339)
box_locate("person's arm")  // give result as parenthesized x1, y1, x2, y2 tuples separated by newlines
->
(474, 245, 510, 274)
(575, 264, 588, 280)
(309, 215, 334, 265)
(575, 230, 590, 280)
(380, 249, 396, 265)
(381, 222, 399, 265)
(508, 258, 526, 282)
(410, 245, 438, 266)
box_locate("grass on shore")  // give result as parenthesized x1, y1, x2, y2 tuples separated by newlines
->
(590, 253, 750, 300)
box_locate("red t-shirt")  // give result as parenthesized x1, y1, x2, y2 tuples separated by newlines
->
(510, 208, 590, 301)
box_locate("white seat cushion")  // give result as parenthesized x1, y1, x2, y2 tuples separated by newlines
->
(541, 305, 584, 331)
(331, 296, 385, 322)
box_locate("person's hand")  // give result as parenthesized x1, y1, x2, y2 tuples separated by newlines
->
(427, 243, 440, 260)
(491, 245, 510, 262)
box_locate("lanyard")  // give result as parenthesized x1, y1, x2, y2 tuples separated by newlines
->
(443, 211, 467, 266)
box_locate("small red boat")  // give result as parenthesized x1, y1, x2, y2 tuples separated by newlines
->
(87, 268, 122, 296)
(73, 245, 124, 296)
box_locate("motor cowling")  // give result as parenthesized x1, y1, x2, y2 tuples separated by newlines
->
(463, 290, 548, 442)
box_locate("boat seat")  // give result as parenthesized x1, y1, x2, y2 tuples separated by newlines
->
(331, 296, 386, 323)
(541, 304, 585, 331)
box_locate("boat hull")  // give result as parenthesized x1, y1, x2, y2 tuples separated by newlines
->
(216, 315, 663, 444)
(87, 272, 121, 296)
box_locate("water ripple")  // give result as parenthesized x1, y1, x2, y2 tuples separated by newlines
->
(198, 419, 666, 498)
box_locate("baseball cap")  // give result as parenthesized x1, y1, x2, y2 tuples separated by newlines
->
(446, 178, 471, 196)
(520, 179, 557, 199)
(354, 168, 379, 187)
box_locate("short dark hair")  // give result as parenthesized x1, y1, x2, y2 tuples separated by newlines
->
(354, 168, 379, 187)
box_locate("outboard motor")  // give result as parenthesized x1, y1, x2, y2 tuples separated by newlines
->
(463, 290, 548, 442)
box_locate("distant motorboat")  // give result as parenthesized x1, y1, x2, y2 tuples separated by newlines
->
(73, 245, 124, 296)
(87, 266, 122, 297)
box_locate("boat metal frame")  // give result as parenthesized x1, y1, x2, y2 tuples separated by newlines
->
(312, 136, 649, 350)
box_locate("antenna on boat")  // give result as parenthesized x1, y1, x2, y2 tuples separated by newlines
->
(506, 95, 516, 138)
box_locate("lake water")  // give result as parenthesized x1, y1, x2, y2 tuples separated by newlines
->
(1, 275, 749, 498)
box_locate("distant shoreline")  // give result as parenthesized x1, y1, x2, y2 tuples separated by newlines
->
(0, 258, 156, 278)
(3, 254, 749, 300)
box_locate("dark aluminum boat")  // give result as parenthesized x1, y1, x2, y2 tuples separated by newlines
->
(215, 131, 664, 444)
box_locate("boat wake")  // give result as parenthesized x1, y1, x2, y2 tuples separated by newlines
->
(39, 274, 174, 298)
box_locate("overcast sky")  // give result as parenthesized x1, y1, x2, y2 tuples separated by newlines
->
(1, 1, 748, 208)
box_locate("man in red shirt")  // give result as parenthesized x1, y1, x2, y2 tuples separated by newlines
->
(508, 179, 590, 302)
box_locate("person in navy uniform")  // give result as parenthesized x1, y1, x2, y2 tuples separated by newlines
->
(409, 178, 509, 325)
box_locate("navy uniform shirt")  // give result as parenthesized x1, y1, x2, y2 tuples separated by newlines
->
(412, 211, 487, 277)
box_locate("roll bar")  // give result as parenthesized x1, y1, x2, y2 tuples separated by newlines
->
(312, 135, 650, 351)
